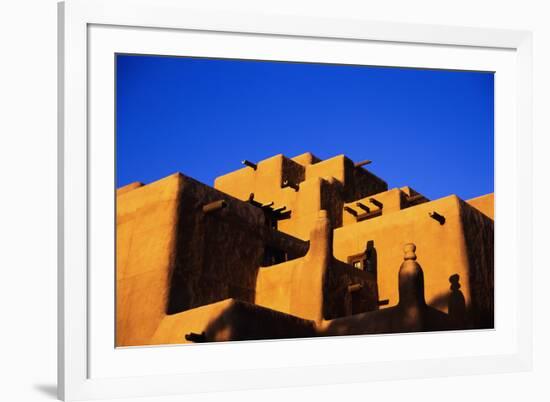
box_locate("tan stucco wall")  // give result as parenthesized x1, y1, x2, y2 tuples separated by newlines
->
(117, 181, 144, 195)
(116, 153, 493, 345)
(291, 151, 321, 166)
(152, 298, 317, 345)
(255, 260, 298, 316)
(116, 174, 182, 346)
(256, 210, 378, 321)
(276, 176, 343, 240)
(214, 154, 302, 207)
(334, 195, 472, 314)
(117, 171, 312, 346)
(342, 188, 401, 226)
(467, 193, 494, 220)
(151, 299, 237, 345)
(214, 153, 386, 240)
(255, 211, 331, 323)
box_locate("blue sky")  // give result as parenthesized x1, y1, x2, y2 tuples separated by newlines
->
(116, 54, 493, 201)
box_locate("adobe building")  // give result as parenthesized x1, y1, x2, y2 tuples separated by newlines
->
(116, 153, 494, 347)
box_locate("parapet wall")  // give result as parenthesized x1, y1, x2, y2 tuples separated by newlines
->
(334, 194, 494, 328)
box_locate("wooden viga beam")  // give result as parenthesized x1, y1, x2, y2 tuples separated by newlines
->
(242, 159, 258, 170)
(356, 202, 370, 213)
(428, 211, 446, 225)
(344, 206, 359, 217)
(272, 205, 287, 214)
(247, 193, 264, 208)
(354, 159, 372, 168)
(369, 197, 383, 209)
(202, 200, 227, 214)
(406, 194, 427, 203)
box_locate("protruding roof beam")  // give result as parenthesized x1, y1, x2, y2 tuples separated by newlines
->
(354, 159, 372, 168)
(241, 159, 257, 170)
(202, 200, 227, 214)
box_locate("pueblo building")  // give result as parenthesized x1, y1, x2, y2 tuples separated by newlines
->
(116, 153, 494, 347)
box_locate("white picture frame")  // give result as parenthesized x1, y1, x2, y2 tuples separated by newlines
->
(58, 0, 533, 400)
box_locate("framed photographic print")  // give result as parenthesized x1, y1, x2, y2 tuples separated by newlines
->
(58, 0, 533, 400)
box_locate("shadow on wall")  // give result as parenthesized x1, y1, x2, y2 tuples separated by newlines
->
(318, 243, 456, 336)
(165, 179, 271, 314)
(448, 273, 466, 327)
(461, 200, 494, 329)
(191, 243, 463, 343)
(166, 187, 263, 314)
(429, 274, 467, 329)
(166, 177, 311, 316)
(199, 300, 317, 342)
(365, 240, 378, 276)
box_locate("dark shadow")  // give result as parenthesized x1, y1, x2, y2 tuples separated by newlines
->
(365, 240, 377, 276)
(460, 200, 494, 329)
(448, 274, 466, 328)
(33, 384, 57, 399)
(261, 246, 287, 266)
(364, 240, 385, 310)
(427, 292, 448, 311)
(321, 245, 456, 336)
(199, 300, 316, 342)
(166, 179, 264, 315)
(166, 177, 308, 315)
(321, 300, 454, 337)
(325, 258, 379, 319)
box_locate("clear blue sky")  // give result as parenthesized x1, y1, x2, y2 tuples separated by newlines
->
(116, 54, 493, 200)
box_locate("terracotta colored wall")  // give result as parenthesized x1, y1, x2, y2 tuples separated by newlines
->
(345, 158, 388, 202)
(467, 193, 494, 219)
(277, 176, 343, 240)
(305, 154, 387, 202)
(166, 175, 267, 314)
(117, 172, 309, 346)
(151, 299, 238, 345)
(334, 195, 474, 317)
(116, 174, 182, 347)
(254, 211, 332, 323)
(117, 181, 143, 195)
(201, 300, 316, 342)
(323, 260, 379, 319)
(342, 188, 402, 226)
(215, 153, 386, 241)
(117, 155, 493, 346)
(256, 211, 378, 321)
(291, 151, 321, 166)
(152, 299, 316, 345)
(255, 260, 298, 316)
(214, 154, 303, 207)
(460, 200, 494, 327)
(255, 257, 378, 321)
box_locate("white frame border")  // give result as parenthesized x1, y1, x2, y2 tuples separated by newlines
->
(58, 0, 533, 400)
